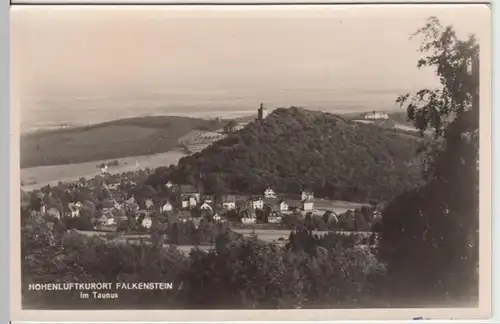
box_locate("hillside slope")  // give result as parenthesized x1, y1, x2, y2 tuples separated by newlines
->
(20, 116, 225, 168)
(148, 107, 423, 202)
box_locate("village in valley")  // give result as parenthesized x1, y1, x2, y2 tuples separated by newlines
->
(22, 169, 379, 244)
(20, 103, 384, 251)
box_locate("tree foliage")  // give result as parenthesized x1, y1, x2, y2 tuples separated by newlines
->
(380, 17, 480, 298)
(147, 107, 422, 202)
(223, 119, 238, 134)
(181, 231, 385, 309)
(22, 210, 387, 309)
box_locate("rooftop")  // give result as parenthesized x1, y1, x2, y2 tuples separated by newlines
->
(179, 184, 198, 194)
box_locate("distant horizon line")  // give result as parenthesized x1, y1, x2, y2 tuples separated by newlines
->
(20, 106, 405, 135)
(23, 86, 420, 104)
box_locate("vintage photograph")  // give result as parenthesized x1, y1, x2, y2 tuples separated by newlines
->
(11, 4, 490, 315)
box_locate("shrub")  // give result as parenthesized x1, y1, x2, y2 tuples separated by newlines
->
(312, 215, 328, 231)
(180, 232, 386, 309)
(282, 213, 304, 229)
(62, 216, 94, 231)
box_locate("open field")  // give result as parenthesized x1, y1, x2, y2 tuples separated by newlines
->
(75, 230, 213, 256)
(20, 115, 226, 168)
(313, 198, 370, 213)
(232, 228, 291, 243)
(20, 111, 414, 169)
(178, 129, 227, 153)
(344, 110, 419, 135)
(354, 119, 418, 132)
(177, 130, 225, 145)
(20, 151, 186, 191)
(75, 227, 373, 253)
(19, 116, 232, 190)
(232, 228, 373, 244)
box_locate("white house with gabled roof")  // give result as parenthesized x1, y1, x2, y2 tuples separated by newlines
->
(279, 200, 289, 212)
(302, 198, 314, 212)
(241, 217, 256, 224)
(200, 201, 213, 211)
(161, 201, 173, 212)
(251, 197, 264, 210)
(364, 111, 389, 120)
(264, 187, 277, 199)
(222, 195, 236, 210)
(182, 196, 198, 209)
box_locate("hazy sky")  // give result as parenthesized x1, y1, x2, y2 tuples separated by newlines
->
(10, 4, 490, 127)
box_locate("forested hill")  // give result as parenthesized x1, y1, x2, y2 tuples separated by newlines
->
(147, 107, 423, 202)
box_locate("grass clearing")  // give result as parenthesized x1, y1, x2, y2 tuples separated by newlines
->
(20, 116, 226, 168)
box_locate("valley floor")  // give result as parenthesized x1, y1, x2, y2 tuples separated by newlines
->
(19, 126, 225, 191)
(20, 150, 187, 191)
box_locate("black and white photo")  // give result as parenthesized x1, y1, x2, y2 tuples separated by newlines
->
(10, 4, 492, 320)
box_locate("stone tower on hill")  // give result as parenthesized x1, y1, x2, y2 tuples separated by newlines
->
(257, 103, 268, 120)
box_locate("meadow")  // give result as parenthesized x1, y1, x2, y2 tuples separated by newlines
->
(20, 116, 225, 168)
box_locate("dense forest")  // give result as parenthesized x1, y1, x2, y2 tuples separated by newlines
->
(147, 107, 423, 203)
(20, 116, 225, 168)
